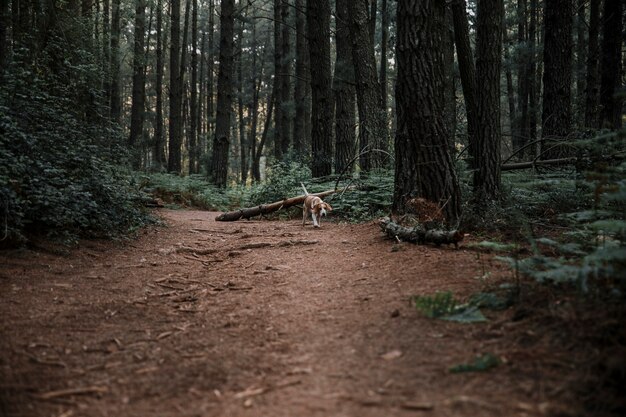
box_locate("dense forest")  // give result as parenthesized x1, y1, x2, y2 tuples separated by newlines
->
(0, 0, 624, 252)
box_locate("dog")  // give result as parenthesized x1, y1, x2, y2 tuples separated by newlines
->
(301, 183, 333, 228)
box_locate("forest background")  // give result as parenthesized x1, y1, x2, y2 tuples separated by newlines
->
(0, 0, 624, 285)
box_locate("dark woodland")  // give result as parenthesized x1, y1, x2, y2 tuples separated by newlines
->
(0, 0, 625, 415)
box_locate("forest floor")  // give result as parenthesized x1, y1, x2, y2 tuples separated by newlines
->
(0, 209, 620, 417)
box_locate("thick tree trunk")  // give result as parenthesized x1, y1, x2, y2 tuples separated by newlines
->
(293, 0, 309, 157)
(168, 0, 182, 173)
(451, 0, 478, 170)
(307, 0, 333, 177)
(348, 0, 388, 171)
(333, 0, 357, 174)
(237, 19, 247, 184)
(541, 0, 573, 158)
(598, 0, 623, 130)
(575, 0, 586, 125)
(584, 0, 600, 128)
(209, 0, 235, 187)
(129, 0, 147, 169)
(473, 0, 504, 201)
(0, 0, 10, 72)
(393, 0, 461, 224)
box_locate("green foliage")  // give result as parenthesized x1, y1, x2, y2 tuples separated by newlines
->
(496, 131, 626, 295)
(249, 160, 312, 206)
(327, 170, 394, 222)
(412, 291, 488, 323)
(449, 353, 500, 373)
(0, 42, 151, 244)
(143, 173, 246, 211)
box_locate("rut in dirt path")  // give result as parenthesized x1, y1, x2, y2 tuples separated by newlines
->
(1, 210, 552, 417)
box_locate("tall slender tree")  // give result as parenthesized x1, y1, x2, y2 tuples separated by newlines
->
(209, 0, 235, 187)
(279, 0, 292, 156)
(584, 0, 600, 128)
(293, 0, 309, 156)
(153, 0, 167, 169)
(598, 0, 623, 129)
(473, 0, 504, 201)
(541, 0, 573, 158)
(393, 0, 461, 223)
(451, 0, 478, 169)
(168, 0, 183, 172)
(307, 0, 333, 177)
(333, 0, 356, 174)
(348, 0, 388, 171)
(189, 0, 199, 174)
(273, 0, 284, 160)
(129, 0, 147, 169)
(110, 0, 121, 122)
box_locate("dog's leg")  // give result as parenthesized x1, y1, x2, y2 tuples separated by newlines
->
(302, 206, 307, 226)
(313, 212, 319, 228)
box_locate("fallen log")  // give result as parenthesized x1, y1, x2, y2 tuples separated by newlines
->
(501, 157, 576, 171)
(215, 189, 337, 221)
(379, 217, 463, 248)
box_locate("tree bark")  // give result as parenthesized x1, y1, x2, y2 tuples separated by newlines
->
(541, 0, 573, 158)
(168, 0, 183, 173)
(348, 0, 388, 171)
(473, 0, 503, 201)
(584, 0, 600, 128)
(598, 0, 623, 129)
(237, 17, 247, 183)
(451, 0, 478, 170)
(307, 0, 333, 177)
(209, 0, 235, 187)
(189, 0, 199, 174)
(129, 0, 147, 169)
(279, 0, 292, 156)
(393, 0, 461, 224)
(379, 217, 463, 248)
(273, 0, 284, 160)
(575, 0, 586, 125)
(293, 0, 309, 157)
(333, 0, 357, 175)
(110, 0, 121, 122)
(0, 0, 10, 72)
(153, 0, 167, 170)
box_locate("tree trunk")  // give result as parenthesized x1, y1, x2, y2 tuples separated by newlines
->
(307, 0, 333, 177)
(293, 0, 309, 157)
(153, 0, 166, 170)
(379, 0, 389, 111)
(527, 0, 539, 155)
(110, 0, 121, 122)
(168, 0, 182, 173)
(541, 0, 573, 158)
(517, 0, 530, 159)
(443, 6, 456, 155)
(575, 0, 586, 125)
(333, 0, 357, 174)
(189, 0, 199, 174)
(349, 0, 388, 171)
(209, 0, 235, 187)
(129, 0, 147, 169)
(253, 89, 275, 182)
(280, 0, 292, 156)
(451, 0, 478, 170)
(473, 0, 503, 201)
(0, 0, 10, 72)
(237, 18, 247, 184)
(207, 0, 215, 144)
(503, 26, 517, 150)
(393, 0, 461, 224)
(273, 0, 284, 160)
(598, 0, 623, 129)
(584, 0, 600, 128)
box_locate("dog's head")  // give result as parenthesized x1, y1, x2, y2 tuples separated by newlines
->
(317, 202, 332, 216)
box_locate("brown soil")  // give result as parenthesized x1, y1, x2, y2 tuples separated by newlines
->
(0, 209, 613, 417)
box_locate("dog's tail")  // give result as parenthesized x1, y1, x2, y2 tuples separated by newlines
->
(300, 182, 309, 196)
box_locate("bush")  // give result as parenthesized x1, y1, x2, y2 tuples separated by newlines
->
(0, 55, 151, 245)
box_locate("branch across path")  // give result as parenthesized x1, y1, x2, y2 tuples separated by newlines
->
(0, 210, 579, 416)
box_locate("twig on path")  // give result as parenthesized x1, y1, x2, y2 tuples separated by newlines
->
(233, 379, 301, 399)
(34, 386, 108, 400)
(21, 351, 67, 368)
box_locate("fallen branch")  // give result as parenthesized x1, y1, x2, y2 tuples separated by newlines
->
(215, 189, 338, 221)
(501, 157, 576, 171)
(379, 217, 463, 248)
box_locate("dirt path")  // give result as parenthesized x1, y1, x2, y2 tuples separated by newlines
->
(1, 210, 560, 416)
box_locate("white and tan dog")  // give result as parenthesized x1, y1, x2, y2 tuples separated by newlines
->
(301, 183, 333, 228)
